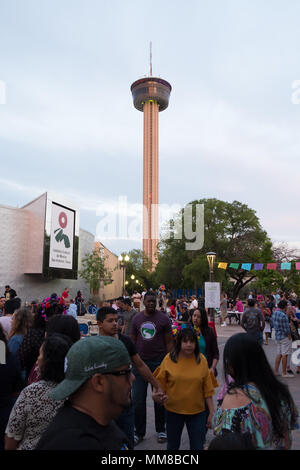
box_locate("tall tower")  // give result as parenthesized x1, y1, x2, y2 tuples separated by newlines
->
(131, 55, 171, 267)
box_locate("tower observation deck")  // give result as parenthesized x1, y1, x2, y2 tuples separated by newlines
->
(131, 76, 172, 268)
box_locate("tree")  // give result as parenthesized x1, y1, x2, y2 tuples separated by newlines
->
(154, 198, 270, 298)
(246, 241, 300, 295)
(228, 240, 279, 298)
(272, 242, 300, 263)
(120, 249, 154, 293)
(79, 249, 113, 294)
(154, 237, 190, 288)
(272, 242, 300, 294)
(182, 255, 226, 289)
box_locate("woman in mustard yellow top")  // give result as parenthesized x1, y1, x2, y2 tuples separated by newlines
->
(153, 328, 215, 450)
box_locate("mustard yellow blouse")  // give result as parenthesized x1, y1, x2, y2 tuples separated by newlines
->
(153, 353, 214, 415)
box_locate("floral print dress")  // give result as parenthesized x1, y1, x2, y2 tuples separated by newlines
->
(212, 384, 298, 449)
(5, 380, 64, 450)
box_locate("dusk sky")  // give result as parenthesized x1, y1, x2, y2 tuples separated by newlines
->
(1, 0, 300, 257)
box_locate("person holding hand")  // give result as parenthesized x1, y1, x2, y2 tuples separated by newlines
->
(153, 328, 215, 450)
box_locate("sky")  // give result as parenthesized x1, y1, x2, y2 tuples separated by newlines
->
(1, 0, 300, 258)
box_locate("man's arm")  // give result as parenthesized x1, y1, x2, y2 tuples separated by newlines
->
(130, 332, 137, 345)
(131, 353, 166, 402)
(130, 318, 137, 345)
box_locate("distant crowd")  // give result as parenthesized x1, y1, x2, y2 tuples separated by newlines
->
(0, 284, 299, 451)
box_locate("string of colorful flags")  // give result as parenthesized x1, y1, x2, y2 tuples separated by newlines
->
(217, 262, 300, 271)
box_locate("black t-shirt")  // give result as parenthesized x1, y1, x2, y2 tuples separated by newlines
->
(118, 333, 137, 357)
(0, 351, 24, 407)
(35, 401, 129, 450)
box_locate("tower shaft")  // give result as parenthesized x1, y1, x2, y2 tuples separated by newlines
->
(143, 100, 159, 266)
(131, 75, 171, 269)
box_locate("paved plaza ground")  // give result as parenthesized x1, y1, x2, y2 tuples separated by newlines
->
(79, 316, 300, 451)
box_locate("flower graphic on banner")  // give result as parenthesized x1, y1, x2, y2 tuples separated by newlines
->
(54, 211, 70, 248)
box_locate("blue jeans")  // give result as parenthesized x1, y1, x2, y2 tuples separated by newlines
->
(248, 331, 263, 346)
(132, 359, 165, 438)
(166, 410, 207, 450)
(115, 402, 135, 449)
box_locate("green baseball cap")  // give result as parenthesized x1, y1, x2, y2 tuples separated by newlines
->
(50, 336, 131, 401)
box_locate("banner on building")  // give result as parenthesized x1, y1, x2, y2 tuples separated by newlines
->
(49, 202, 75, 270)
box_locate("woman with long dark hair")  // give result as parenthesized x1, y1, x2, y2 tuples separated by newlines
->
(0, 324, 24, 450)
(8, 308, 32, 359)
(212, 333, 298, 449)
(27, 313, 81, 385)
(5, 333, 72, 450)
(153, 328, 215, 450)
(19, 299, 65, 382)
(191, 308, 219, 378)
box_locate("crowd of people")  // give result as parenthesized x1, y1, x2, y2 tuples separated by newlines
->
(0, 285, 299, 451)
(216, 290, 300, 378)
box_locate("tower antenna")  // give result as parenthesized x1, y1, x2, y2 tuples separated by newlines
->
(150, 41, 152, 77)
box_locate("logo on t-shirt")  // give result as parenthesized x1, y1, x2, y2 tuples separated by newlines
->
(140, 322, 156, 340)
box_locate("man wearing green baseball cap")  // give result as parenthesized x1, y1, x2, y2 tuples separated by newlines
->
(35, 336, 134, 450)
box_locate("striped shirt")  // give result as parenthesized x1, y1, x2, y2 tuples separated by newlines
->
(271, 309, 290, 341)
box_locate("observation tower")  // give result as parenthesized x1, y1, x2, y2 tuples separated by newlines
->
(130, 47, 172, 267)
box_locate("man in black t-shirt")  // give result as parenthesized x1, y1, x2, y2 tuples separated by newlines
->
(4, 286, 17, 300)
(130, 292, 174, 444)
(35, 336, 133, 450)
(96, 307, 166, 449)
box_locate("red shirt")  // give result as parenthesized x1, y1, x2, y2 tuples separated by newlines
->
(169, 305, 176, 319)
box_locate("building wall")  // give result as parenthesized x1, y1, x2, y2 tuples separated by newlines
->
(94, 241, 123, 301)
(0, 204, 94, 303)
(22, 193, 46, 274)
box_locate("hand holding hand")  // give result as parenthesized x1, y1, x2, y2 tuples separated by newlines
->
(152, 388, 168, 405)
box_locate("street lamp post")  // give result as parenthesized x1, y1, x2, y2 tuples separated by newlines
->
(118, 254, 130, 296)
(206, 252, 216, 322)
